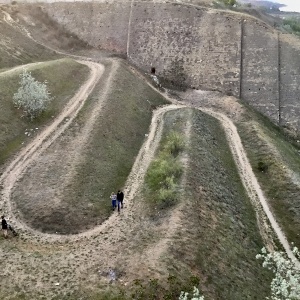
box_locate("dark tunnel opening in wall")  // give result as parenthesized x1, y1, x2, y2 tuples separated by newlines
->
(151, 67, 156, 74)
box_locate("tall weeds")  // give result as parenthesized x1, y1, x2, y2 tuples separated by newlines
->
(146, 131, 184, 209)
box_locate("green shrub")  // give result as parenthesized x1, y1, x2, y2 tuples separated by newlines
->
(163, 131, 185, 157)
(283, 18, 300, 35)
(164, 176, 176, 189)
(223, 0, 236, 6)
(146, 157, 183, 191)
(145, 131, 185, 209)
(257, 161, 269, 172)
(157, 187, 178, 209)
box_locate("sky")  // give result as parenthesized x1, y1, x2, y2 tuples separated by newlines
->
(273, 0, 300, 12)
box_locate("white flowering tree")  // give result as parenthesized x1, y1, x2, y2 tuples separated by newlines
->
(13, 69, 52, 120)
(256, 247, 300, 300)
(179, 287, 204, 300)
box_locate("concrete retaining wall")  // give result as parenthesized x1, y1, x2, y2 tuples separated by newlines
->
(241, 20, 279, 123)
(280, 34, 300, 130)
(44, 2, 130, 53)
(41, 1, 300, 132)
(129, 3, 241, 94)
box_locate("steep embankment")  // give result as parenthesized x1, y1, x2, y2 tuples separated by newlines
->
(176, 89, 300, 256)
(0, 99, 273, 300)
(0, 7, 60, 69)
(0, 51, 296, 300)
(236, 105, 300, 249)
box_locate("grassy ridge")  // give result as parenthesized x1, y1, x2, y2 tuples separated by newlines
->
(236, 107, 300, 248)
(166, 109, 272, 299)
(57, 61, 169, 232)
(145, 129, 185, 210)
(144, 108, 189, 214)
(51, 109, 195, 299)
(0, 58, 90, 166)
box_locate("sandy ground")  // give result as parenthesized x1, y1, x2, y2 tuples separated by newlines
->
(0, 8, 299, 299)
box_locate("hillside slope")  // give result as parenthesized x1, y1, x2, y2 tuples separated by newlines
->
(0, 2, 299, 299)
(9, 60, 168, 234)
(0, 7, 61, 68)
(0, 58, 90, 168)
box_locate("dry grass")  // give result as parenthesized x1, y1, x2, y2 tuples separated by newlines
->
(0, 58, 90, 167)
(128, 108, 273, 299)
(163, 109, 273, 299)
(11, 60, 168, 234)
(0, 10, 60, 69)
(10, 4, 91, 52)
(236, 106, 300, 249)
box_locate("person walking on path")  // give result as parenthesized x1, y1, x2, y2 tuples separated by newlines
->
(117, 190, 124, 212)
(110, 192, 117, 211)
(1, 216, 8, 238)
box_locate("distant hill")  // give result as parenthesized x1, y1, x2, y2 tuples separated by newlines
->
(239, 0, 286, 11)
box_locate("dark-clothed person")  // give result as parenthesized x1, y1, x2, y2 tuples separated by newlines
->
(1, 216, 8, 238)
(117, 190, 124, 212)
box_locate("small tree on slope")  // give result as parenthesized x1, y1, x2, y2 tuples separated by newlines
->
(256, 247, 300, 300)
(179, 287, 204, 300)
(13, 69, 52, 120)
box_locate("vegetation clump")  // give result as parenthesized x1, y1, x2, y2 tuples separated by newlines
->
(213, 0, 237, 8)
(283, 18, 300, 36)
(13, 69, 52, 120)
(257, 160, 269, 172)
(257, 247, 300, 300)
(221, 0, 236, 6)
(163, 130, 185, 156)
(146, 131, 184, 209)
(179, 287, 204, 300)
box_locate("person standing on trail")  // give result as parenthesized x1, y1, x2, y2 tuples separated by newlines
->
(110, 192, 117, 211)
(117, 190, 124, 212)
(1, 216, 8, 238)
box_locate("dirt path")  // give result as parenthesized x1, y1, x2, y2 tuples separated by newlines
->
(0, 63, 299, 300)
(0, 100, 187, 296)
(128, 109, 193, 276)
(0, 60, 105, 240)
(1, 55, 297, 252)
(200, 108, 297, 262)
(155, 101, 299, 265)
(0, 9, 299, 297)
(128, 71, 299, 263)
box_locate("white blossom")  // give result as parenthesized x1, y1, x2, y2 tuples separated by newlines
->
(257, 247, 300, 300)
(13, 69, 52, 120)
(179, 287, 204, 300)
